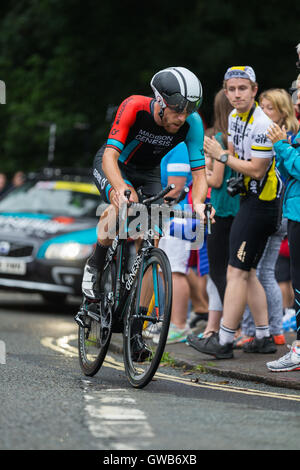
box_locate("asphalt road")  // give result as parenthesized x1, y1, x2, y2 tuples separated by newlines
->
(0, 291, 300, 451)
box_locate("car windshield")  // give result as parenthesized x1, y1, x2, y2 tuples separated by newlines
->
(0, 180, 100, 218)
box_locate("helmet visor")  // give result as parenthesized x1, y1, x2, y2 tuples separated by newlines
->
(163, 93, 201, 115)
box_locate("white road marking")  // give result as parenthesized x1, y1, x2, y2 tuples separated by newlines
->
(42, 335, 154, 449)
(83, 386, 154, 450)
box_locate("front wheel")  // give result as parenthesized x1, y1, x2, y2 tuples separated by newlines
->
(78, 262, 114, 376)
(123, 248, 172, 388)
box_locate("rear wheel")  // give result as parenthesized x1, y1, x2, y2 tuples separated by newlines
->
(123, 248, 172, 388)
(78, 262, 114, 376)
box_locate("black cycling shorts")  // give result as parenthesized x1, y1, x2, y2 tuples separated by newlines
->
(93, 146, 162, 203)
(229, 195, 280, 271)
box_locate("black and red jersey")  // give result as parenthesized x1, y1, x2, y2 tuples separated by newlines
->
(106, 95, 205, 171)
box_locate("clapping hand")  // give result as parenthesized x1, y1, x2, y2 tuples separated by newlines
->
(204, 136, 224, 160)
(267, 123, 288, 144)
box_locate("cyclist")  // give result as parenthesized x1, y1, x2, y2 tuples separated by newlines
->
(76, 66, 213, 356)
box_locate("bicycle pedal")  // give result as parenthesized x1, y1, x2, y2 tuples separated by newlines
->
(75, 312, 88, 328)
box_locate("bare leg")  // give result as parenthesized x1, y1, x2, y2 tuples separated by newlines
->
(279, 281, 295, 309)
(246, 268, 269, 327)
(222, 265, 249, 330)
(170, 273, 190, 329)
(203, 310, 222, 336)
(186, 269, 208, 313)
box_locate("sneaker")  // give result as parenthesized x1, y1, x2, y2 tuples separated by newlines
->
(243, 336, 277, 354)
(82, 263, 100, 300)
(186, 332, 234, 359)
(273, 334, 286, 345)
(167, 324, 190, 344)
(266, 341, 300, 372)
(143, 322, 162, 340)
(131, 334, 152, 362)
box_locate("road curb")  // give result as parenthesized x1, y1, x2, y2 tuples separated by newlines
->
(109, 334, 300, 391)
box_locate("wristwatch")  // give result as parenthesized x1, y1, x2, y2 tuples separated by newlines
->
(219, 153, 228, 164)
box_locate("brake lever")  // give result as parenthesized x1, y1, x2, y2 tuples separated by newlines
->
(175, 186, 189, 204)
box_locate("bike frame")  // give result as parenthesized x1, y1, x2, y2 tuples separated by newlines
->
(104, 218, 156, 327)
(102, 184, 201, 327)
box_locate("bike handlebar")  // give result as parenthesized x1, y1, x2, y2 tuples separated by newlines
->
(123, 187, 212, 231)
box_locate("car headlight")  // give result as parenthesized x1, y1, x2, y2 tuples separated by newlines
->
(44, 243, 94, 260)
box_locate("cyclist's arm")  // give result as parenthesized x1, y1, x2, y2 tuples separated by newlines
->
(102, 147, 137, 205)
(191, 169, 208, 207)
(102, 147, 128, 193)
(102, 96, 142, 205)
(185, 113, 213, 220)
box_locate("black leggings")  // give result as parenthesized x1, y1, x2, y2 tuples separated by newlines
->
(207, 215, 234, 303)
(287, 219, 300, 340)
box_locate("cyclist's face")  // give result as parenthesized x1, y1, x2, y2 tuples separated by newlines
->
(161, 106, 188, 133)
(225, 78, 257, 113)
(260, 98, 282, 125)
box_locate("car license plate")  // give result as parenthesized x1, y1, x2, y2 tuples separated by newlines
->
(0, 257, 26, 275)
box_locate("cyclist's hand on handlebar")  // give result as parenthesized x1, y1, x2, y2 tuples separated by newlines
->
(110, 187, 136, 208)
(110, 189, 128, 208)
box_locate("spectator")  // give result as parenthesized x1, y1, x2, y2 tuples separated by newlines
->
(186, 185, 209, 330)
(294, 88, 300, 124)
(190, 89, 237, 338)
(296, 42, 300, 70)
(275, 233, 295, 311)
(188, 66, 282, 359)
(159, 149, 210, 339)
(266, 119, 300, 371)
(201, 275, 223, 337)
(0, 173, 8, 197)
(158, 142, 194, 344)
(293, 43, 300, 123)
(186, 251, 209, 330)
(11, 171, 25, 188)
(260, 88, 299, 143)
(205, 89, 237, 304)
(239, 88, 300, 346)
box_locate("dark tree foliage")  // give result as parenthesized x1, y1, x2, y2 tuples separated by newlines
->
(0, 0, 299, 174)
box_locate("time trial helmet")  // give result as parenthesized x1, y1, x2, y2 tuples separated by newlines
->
(150, 66, 203, 115)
